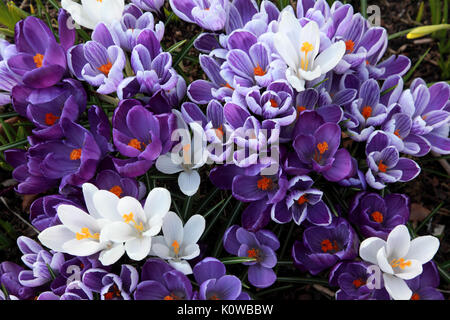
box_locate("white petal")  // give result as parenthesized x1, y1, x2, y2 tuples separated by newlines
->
(278, 9, 302, 49)
(125, 236, 152, 261)
(359, 237, 386, 264)
(62, 0, 97, 29)
(101, 222, 136, 243)
(299, 20, 320, 60)
(181, 243, 200, 260)
(382, 273, 412, 300)
(182, 214, 205, 245)
(298, 66, 322, 81)
(394, 259, 423, 280)
(285, 69, 305, 92)
(92, 190, 120, 221)
(82, 183, 100, 218)
(57, 205, 100, 234)
(38, 225, 74, 253)
(117, 196, 146, 223)
(178, 170, 201, 196)
(314, 40, 346, 74)
(405, 235, 440, 264)
(168, 260, 193, 275)
(144, 187, 171, 220)
(98, 243, 125, 266)
(376, 246, 394, 274)
(162, 211, 184, 247)
(273, 32, 300, 72)
(386, 225, 410, 259)
(150, 237, 172, 259)
(156, 154, 183, 174)
(62, 239, 103, 256)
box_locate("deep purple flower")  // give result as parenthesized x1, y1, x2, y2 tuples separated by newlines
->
(95, 169, 145, 199)
(132, 0, 165, 14)
(271, 175, 332, 226)
(337, 157, 367, 190)
(112, 99, 176, 177)
(83, 265, 139, 300)
(329, 261, 389, 300)
(292, 218, 359, 275)
(134, 258, 193, 300)
(37, 281, 93, 300)
(223, 226, 279, 288)
(365, 131, 420, 189)
(349, 192, 410, 239)
(170, 0, 228, 31)
(0, 262, 35, 300)
(8, 16, 67, 89)
(192, 257, 250, 300)
(406, 262, 444, 300)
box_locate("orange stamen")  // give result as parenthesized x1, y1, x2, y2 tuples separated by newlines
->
(390, 258, 412, 269)
(321, 239, 339, 253)
(394, 129, 402, 139)
(270, 99, 278, 108)
(411, 293, 420, 300)
(362, 106, 372, 120)
(297, 194, 308, 205)
(128, 138, 143, 151)
(98, 61, 112, 76)
(317, 142, 329, 154)
(352, 278, 365, 288)
(253, 64, 266, 76)
(378, 160, 388, 173)
(164, 293, 180, 300)
(247, 248, 259, 259)
(109, 185, 123, 198)
(371, 211, 384, 223)
(33, 53, 44, 68)
(223, 83, 234, 90)
(70, 148, 82, 160)
(257, 176, 273, 191)
(45, 113, 59, 126)
(215, 125, 224, 139)
(345, 40, 355, 53)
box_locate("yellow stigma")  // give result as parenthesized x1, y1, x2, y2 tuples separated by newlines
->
(76, 227, 100, 240)
(390, 258, 412, 269)
(123, 212, 144, 232)
(300, 41, 314, 70)
(172, 240, 180, 255)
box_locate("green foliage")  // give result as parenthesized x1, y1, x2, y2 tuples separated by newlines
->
(0, 0, 29, 33)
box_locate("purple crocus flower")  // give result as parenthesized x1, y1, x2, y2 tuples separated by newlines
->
(0, 39, 21, 106)
(292, 218, 359, 275)
(365, 131, 420, 189)
(132, 0, 165, 14)
(88, 105, 115, 158)
(83, 265, 139, 300)
(0, 262, 35, 300)
(95, 169, 145, 199)
(170, 0, 228, 31)
(329, 261, 390, 300)
(12, 79, 87, 139)
(8, 16, 67, 89)
(37, 281, 93, 300)
(349, 192, 410, 239)
(271, 175, 332, 226)
(112, 99, 176, 177)
(406, 262, 444, 300)
(27, 119, 102, 193)
(17, 236, 65, 288)
(117, 30, 179, 100)
(29, 195, 82, 231)
(134, 259, 193, 300)
(292, 112, 352, 182)
(337, 157, 367, 190)
(193, 257, 250, 300)
(223, 225, 279, 288)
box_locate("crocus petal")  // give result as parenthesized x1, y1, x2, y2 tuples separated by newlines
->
(359, 237, 386, 264)
(178, 170, 201, 196)
(405, 236, 440, 264)
(383, 273, 412, 300)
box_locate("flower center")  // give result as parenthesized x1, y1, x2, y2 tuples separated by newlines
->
(362, 106, 372, 120)
(45, 113, 59, 126)
(270, 99, 278, 108)
(76, 227, 100, 241)
(223, 83, 234, 90)
(300, 41, 314, 70)
(378, 160, 388, 173)
(257, 176, 273, 191)
(247, 248, 260, 261)
(163, 293, 180, 300)
(411, 293, 420, 300)
(171, 240, 180, 256)
(390, 258, 412, 270)
(33, 53, 44, 68)
(70, 148, 82, 160)
(352, 278, 365, 288)
(371, 211, 384, 223)
(209, 294, 220, 300)
(128, 138, 145, 151)
(253, 64, 266, 76)
(394, 129, 402, 139)
(122, 212, 144, 232)
(314, 142, 328, 162)
(345, 40, 355, 53)
(215, 125, 224, 139)
(297, 194, 308, 205)
(98, 60, 112, 76)
(103, 284, 121, 300)
(109, 185, 123, 198)
(321, 239, 339, 253)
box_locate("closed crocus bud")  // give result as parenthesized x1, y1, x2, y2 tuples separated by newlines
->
(62, 0, 125, 30)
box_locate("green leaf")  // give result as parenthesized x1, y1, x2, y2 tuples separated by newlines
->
(406, 24, 450, 39)
(173, 34, 200, 68)
(220, 257, 256, 264)
(0, 118, 15, 143)
(0, 138, 28, 151)
(416, 2, 425, 23)
(277, 276, 329, 286)
(415, 201, 444, 233)
(360, 0, 368, 19)
(166, 39, 187, 54)
(403, 48, 431, 82)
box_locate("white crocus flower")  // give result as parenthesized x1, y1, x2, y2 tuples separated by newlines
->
(38, 183, 125, 266)
(151, 211, 205, 275)
(359, 225, 440, 300)
(156, 111, 208, 196)
(62, 0, 125, 30)
(273, 10, 346, 92)
(100, 187, 171, 261)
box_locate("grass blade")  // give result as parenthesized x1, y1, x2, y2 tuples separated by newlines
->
(415, 201, 444, 233)
(403, 48, 431, 82)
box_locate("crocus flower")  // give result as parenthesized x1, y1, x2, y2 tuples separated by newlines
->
(132, 0, 165, 14)
(365, 131, 421, 189)
(406, 261, 444, 300)
(271, 175, 332, 226)
(100, 187, 171, 261)
(37, 281, 93, 300)
(0, 39, 21, 106)
(0, 262, 34, 300)
(292, 218, 359, 275)
(8, 16, 67, 89)
(169, 0, 228, 31)
(349, 192, 410, 239)
(151, 211, 205, 275)
(223, 225, 279, 288)
(82, 264, 138, 300)
(62, 0, 125, 30)
(328, 261, 389, 300)
(95, 169, 145, 199)
(112, 99, 176, 177)
(273, 10, 345, 92)
(134, 258, 193, 300)
(359, 224, 440, 300)
(193, 257, 250, 300)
